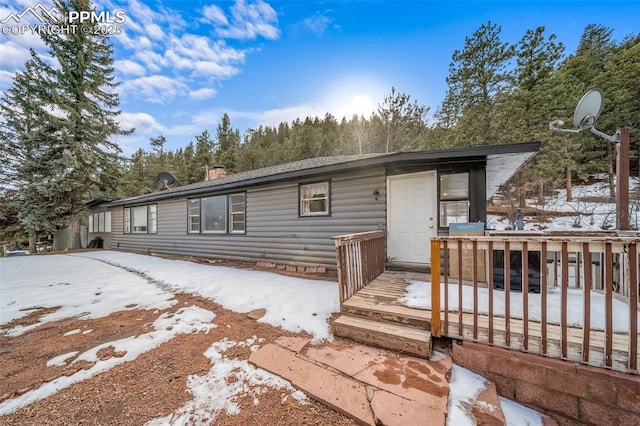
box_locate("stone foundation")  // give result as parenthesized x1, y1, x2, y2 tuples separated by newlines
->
(451, 340, 640, 425)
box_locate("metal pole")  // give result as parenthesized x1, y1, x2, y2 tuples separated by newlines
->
(616, 128, 630, 230)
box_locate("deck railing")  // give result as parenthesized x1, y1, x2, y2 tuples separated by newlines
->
(431, 234, 639, 374)
(333, 231, 386, 304)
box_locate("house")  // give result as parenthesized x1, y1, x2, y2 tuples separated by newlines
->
(88, 142, 540, 268)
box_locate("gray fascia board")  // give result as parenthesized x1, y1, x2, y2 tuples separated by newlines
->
(107, 142, 541, 207)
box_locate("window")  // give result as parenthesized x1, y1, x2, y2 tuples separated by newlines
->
(123, 205, 157, 234)
(229, 193, 246, 233)
(188, 199, 200, 233)
(188, 193, 245, 235)
(300, 181, 330, 216)
(124, 208, 131, 233)
(202, 196, 226, 233)
(439, 173, 469, 227)
(87, 211, 111, 233)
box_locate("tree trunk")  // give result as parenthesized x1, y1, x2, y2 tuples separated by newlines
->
(537, 178, 545, 205)
(566, 166, 572, 202)
(518, 183, 527, 208)
(70, 217, 82, 250)
(28, 231, 36, 253)
(8, 237, 17, 251)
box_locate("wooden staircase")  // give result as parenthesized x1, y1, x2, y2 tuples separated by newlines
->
(332, 271, 433, 359)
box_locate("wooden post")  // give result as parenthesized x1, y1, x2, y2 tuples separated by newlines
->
(617, 128, 630, 230)
(431, 239, 441, 337)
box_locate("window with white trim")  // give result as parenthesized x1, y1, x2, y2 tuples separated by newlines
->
(188, 193, 245, 235)
(300, 181, 329, 216)
(188, 199, 200, 233)
(87, 211, 111, 233)
(229, 193, 246, 233)
(439, 173, 470, 227)
(123, 205, 157, 234)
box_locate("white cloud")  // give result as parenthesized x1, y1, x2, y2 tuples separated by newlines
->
(214, 0, 280, 40)
(189, 88, 217, 100)
(118, 111, 166, 134)
(201, 4, 228, 25)
(0, 41, 30, 71)
(114, 59, 146, 76)
(0, 70, 14, 88)
(145, 23, 164, 40)
(301, 13, 333, 36)
(120, 75, 188, 103)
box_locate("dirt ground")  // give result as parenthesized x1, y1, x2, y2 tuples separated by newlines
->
(0, 292, 356, 425)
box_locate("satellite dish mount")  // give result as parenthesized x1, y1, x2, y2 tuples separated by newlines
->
(549, 89, 619, 143)
(157, 172, 176, 191)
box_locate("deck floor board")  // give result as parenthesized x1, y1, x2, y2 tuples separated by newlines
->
(341, 271, 639, 374)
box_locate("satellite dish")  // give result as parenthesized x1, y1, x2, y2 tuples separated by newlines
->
(157, 172, 176, 190)
(573, 89, 603, 129)
(549, 88, 618, 143)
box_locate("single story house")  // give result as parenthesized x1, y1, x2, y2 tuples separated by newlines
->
(88, 142, 540, 269)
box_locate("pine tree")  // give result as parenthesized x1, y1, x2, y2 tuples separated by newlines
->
(373, 87, 429, 153)
(23, 0, 130, 248)
(215, 113, 241, 172)
(436, 21, 514, 146)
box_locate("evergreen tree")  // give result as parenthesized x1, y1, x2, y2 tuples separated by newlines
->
(22, 0, 130, 248)
(436, 21, 514, 145)
(215, 113, 241, 172)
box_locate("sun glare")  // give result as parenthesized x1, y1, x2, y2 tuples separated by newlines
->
(349, 94, 374, 117)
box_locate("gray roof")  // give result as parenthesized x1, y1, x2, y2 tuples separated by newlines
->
(107, 142, 541, 207)
(110, 153, 386, 206)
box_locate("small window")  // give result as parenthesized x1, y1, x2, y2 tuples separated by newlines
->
(124, 205, 157, 234)
(439, 173, 470, 227)
(105, 211, 111, 232)
(229, 193, 246, 233)
(188, 199, 200, 233)
(88, 214, 94, 233)
(300, 181, 330, 216)
(440, 173, 469, 200)
(440, 201, 470, 227)
(202, 196, 226, 233)
(132, 206, 148, 233)
(124, 208, 131, 233)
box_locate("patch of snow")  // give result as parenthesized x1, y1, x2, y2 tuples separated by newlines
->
(63, 329, 81, 336)
(0, 255, 176, 335)
(82, 329, 93, 335)
(447, 365, 487, 426)
(0, 306, 215, 416)
(73, 251, 339, 341)
(399, 280, 638, 332)
(146, 337, 306, 425)
(500, 396, 543, 426)
(46, 351, 79, 367)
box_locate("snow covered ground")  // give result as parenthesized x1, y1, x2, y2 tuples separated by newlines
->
(0, 251, 544, 423)
(399, 280, 639, 332)
(488, 177, 639, 231)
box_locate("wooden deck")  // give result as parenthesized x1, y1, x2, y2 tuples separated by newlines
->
(340, 270, 640, 374)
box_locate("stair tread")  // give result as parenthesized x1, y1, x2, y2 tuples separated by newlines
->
(343, 296, 430, 319)
(333, 315, 431, 342)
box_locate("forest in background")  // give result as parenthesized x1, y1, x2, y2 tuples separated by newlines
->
(1, 1, 639, 251)
(119, 23, 640, 201)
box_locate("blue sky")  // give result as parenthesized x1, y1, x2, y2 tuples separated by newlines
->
(1, 1, 638, 155)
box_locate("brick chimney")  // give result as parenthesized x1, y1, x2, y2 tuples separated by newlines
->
(206, 165, 227, 181)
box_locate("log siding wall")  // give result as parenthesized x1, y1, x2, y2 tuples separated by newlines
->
(110, 168, 387, 268)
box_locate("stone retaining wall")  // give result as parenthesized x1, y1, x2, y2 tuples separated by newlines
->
(451, 340, 640, 425)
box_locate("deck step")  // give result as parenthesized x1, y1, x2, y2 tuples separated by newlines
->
(332, 314, 431, 359)
(342, 295, 431, 329)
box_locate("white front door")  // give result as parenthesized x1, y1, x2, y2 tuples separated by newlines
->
(387, 171, 437, 264)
